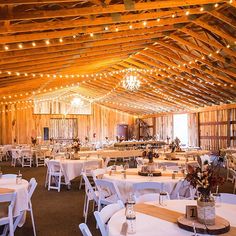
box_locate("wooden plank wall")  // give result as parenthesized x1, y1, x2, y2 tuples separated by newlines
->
(0, 103, 135, 144)
(141, 108, 236, 151)
(199, 108, 236, 151)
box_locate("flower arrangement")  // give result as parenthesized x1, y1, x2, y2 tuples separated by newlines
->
(72, 138, 81, 153)
(185, 160, 225, 198)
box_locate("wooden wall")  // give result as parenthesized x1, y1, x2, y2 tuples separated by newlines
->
(199, 108, 236, 151)
(0, 103, 135, 145)
(141, 107, 236, 151)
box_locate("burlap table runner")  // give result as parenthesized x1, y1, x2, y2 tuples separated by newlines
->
(134, 203, 236, 236)
(112, 170, 183, 178)
(0, 188, 14, 194)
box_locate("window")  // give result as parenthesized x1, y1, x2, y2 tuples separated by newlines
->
(173, 114, 188, 146)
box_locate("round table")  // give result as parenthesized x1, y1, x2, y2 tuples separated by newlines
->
(52, 158, 103, 185)
(108, 199, 236, 236)
(103, 169, 181, 202)
(0, 176, 29, 217)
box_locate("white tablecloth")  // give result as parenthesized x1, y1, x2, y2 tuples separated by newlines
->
(55, 158, 103, 184)
(103, 169, 180, 202)
(108, 200, 236, 236)
(0, 177, 29, 217)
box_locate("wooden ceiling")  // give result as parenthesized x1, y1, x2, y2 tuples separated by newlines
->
(0, 0, 235, 115)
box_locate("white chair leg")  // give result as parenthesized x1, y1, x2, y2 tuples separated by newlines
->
(29, 205, 37, 236)
(9, 215, 14, 236)
(58, 174, 61, 192)
(45, 171, 49, 188)
(79, 176, 84, 189)
(83, 194, 87, 217)
(84, 198, 90, 224)
(48, 174, 51, 191)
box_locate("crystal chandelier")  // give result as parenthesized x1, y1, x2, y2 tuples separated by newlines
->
(71, 97, 84, 107)
(122, 71, 141, 91)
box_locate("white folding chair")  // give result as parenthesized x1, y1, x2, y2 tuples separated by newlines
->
(27, 178, 37, 236)
(47, 160, 65, 192)
(35, 151, 45, 167)
(81, 172, 99, 223)
(2, 174, 17, 179)
(95, 179, 123, 211)
(135, 193, 160, 203)
(79, 160, 101, 190)
(13, 178, 38, 236)
(0, 192, 16, 236)
(171, 179, 196, 200)
(21, 150, 33, 167)
(44, 158, 50, 188)
(133, 181, 169, 196)
(220, 193, 236, 204)
(79, 223, 92, 236)
(103, 157, 110, 168)
(136, 157, 144, 166)
(91, 168, 107, 182)
(226, 157, 235, 182)
(11, 150, 21, 167)
(94, 200, 124, 236)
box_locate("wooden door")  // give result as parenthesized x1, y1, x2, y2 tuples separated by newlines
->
(117, 124, 129, 140)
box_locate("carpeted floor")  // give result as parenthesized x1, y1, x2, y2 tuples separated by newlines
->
(0, 162, 100, 236)
(0, 161, 234, 236)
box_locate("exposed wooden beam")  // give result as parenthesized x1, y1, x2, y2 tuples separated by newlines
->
(0, 0, 225, 21)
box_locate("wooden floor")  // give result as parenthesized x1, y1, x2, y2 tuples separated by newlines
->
(0, 161, 234, 236)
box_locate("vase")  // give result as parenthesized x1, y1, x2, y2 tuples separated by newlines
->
(197, 195, 215, 225)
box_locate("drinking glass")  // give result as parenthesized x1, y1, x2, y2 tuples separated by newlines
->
(212, 193, 221, 207)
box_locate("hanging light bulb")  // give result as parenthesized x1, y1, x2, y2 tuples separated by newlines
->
(71, 97, 84, 107)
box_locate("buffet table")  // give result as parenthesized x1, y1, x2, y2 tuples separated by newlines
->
(108, 200, 236, 236)
(114, 140, 166, 148)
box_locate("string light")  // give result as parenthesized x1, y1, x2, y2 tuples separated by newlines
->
(0, 6, 228, 54)
(18, 44, 23, 49)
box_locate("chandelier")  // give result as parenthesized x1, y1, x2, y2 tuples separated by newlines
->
(71, 97, 84, 107)
(122, 71, 141, 91)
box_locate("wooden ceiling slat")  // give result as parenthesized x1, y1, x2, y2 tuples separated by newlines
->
(0, 0, 225, 21)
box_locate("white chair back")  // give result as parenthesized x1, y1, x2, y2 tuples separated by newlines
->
(95, 179, 123, 211)
(135, 193, 160, 203)
(133, 182, 164, 195)
(11, 150, 20, 159)
(47, 160, 61, 173)
(2, 174, 17, 179)
(94, 200, 124, 236)
(172, 179, 196, 200)
(28, 178, 38, 200)
(220, 193, 236, 204)
(0, 192, 17, 236)
(82, 172, 98, 203)
(79, 223, 92, 236)
(136, 157, 144, 166)
(91, 168, 106, 181)
(103, 157, 110, 168)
